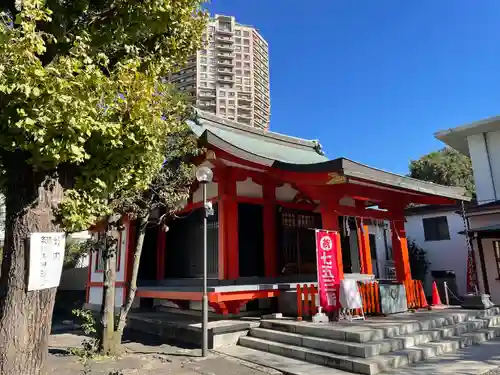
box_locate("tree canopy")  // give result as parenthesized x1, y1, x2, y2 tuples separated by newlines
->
(0, 0, 207, 231)
(0, 1, 207, 373)
(409, 148, 475, 197)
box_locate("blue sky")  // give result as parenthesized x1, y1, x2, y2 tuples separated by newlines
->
(205, 0, 500, 174)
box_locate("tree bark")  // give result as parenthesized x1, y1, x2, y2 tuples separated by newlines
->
(115, 213, 149, 343)
(0, 167, 64, 375)
(100, 226, 117, 355)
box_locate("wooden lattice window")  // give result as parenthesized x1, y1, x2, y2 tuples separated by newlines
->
(278, 207, 322, 275)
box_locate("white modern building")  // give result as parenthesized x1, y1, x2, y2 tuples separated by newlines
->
(404, 205, 468, 298)
(436, 116, 500, 303)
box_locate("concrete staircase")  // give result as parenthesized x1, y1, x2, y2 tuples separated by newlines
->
(222, 308, 500, 375)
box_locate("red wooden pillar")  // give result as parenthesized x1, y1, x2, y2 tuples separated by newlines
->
(391, 218, 412, 282)
(263, 184, 277, 277)
(356, 218, 373, 275)
(320, 204, 344, 280)
(219, 168, 239, 280)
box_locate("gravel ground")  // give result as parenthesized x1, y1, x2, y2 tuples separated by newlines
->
(48, 332, 281, 375)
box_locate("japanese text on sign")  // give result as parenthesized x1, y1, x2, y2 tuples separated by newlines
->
(28, 233, 66, 291)
(315, 230, 340, 312)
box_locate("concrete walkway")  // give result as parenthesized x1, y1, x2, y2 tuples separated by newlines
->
(380, 339, 500, 375)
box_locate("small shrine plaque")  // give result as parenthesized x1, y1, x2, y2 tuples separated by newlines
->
(27, 232, 66, 291)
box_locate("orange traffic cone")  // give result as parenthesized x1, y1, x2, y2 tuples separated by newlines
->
(431, 281, 445, 309)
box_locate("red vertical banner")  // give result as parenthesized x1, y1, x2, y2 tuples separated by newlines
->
(315, 229, 340, 312)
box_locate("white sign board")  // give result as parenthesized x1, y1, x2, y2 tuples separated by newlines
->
(28, 232, 66, 291)
(339, 279, 363, 309)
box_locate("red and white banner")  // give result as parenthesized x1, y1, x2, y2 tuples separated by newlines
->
(315, 230, 341, 312)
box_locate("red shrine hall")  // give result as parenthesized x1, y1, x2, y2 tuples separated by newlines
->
(85, 111, 468, 316)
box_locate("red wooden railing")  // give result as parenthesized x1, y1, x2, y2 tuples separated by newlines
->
(404, 279, 428, 309)
(296, 284, 318, 321)
(296, 280, 428, 320)
(358, 281, 381, 315)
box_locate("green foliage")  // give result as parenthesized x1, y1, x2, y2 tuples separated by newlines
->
(409, 148, 475, 197)
(0, 0, 207, 231)
(407, 238, 430, 281)
(64, 239, 90, 268)
(71, 309, 99, 360)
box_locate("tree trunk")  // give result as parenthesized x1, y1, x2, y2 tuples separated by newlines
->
(115, 213, 149, 343)
(100, 226, 118, 355)
(0, 168, 64, 375)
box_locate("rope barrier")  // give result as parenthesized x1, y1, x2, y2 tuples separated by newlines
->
(444, 282, 464, 303)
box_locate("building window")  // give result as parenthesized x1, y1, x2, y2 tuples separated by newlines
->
(243, 39, 250, 45)
(244, 47, 250, 53)
(219, 91, 225, 97)
(494, 241, 500, 279)
(243, 30, 250, 37)
(235, 45, 241, 52)
(235, 30, 241, 36)
(200, 57, 207, 63)
(422, 216, 450, 241)
(235, 37, 241, 44)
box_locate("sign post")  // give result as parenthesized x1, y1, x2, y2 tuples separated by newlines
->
(27, 232, 66, 291)
(315, 229, 340, 313)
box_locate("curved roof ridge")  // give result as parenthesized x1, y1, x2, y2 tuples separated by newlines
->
(195, 109, 324, 155)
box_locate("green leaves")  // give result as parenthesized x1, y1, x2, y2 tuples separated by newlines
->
(0, 0, 207, 231)
(409, 148, 475, 197)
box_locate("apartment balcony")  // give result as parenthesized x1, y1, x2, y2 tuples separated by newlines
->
(238, 111, 252, 119)
(199, 90, 216, 98)
(217, 68, 233, 75)
(216, 35, 234, 43)
(216, 43, 234, 52)
(216, 52, 234, 59)
(216, 28, 233, 36)
(216, 76, 234, 83)
(197, 100, 216, 107)
(217, 59, 233, 67)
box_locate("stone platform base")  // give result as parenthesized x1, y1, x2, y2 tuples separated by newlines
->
(127, 310, 259, 349)
(461, 294, 495, 310)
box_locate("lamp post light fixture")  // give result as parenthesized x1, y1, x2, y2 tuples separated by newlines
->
(195, 165, 213, 357)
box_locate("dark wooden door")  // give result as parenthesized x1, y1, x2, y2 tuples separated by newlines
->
(238, 203, 265, 277)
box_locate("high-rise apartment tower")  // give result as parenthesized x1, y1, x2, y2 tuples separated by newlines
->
(170, 14, 271, 129)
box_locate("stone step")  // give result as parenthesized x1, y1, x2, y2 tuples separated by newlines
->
(252, 317, 499, 358)
(260, 310, 500, 343)
(219, 344, 354, 375)
(239, 325, 500, 374)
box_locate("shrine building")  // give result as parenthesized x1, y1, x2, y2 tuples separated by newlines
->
(84, 110, 469, 315)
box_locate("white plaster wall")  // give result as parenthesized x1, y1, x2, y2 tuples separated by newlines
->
(275, 183, 298, 201)
(405, 211, 468, 296)
(486, 130, 500, 202)
(467, 133, 497, 204)
(236, 177, 263, 198)
(89, 286, 124, 307)
(192, 182, 218, 203)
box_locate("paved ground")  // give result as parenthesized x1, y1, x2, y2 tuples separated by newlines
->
(380, 339, 500, 375)
(48, 332, 282, 375)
